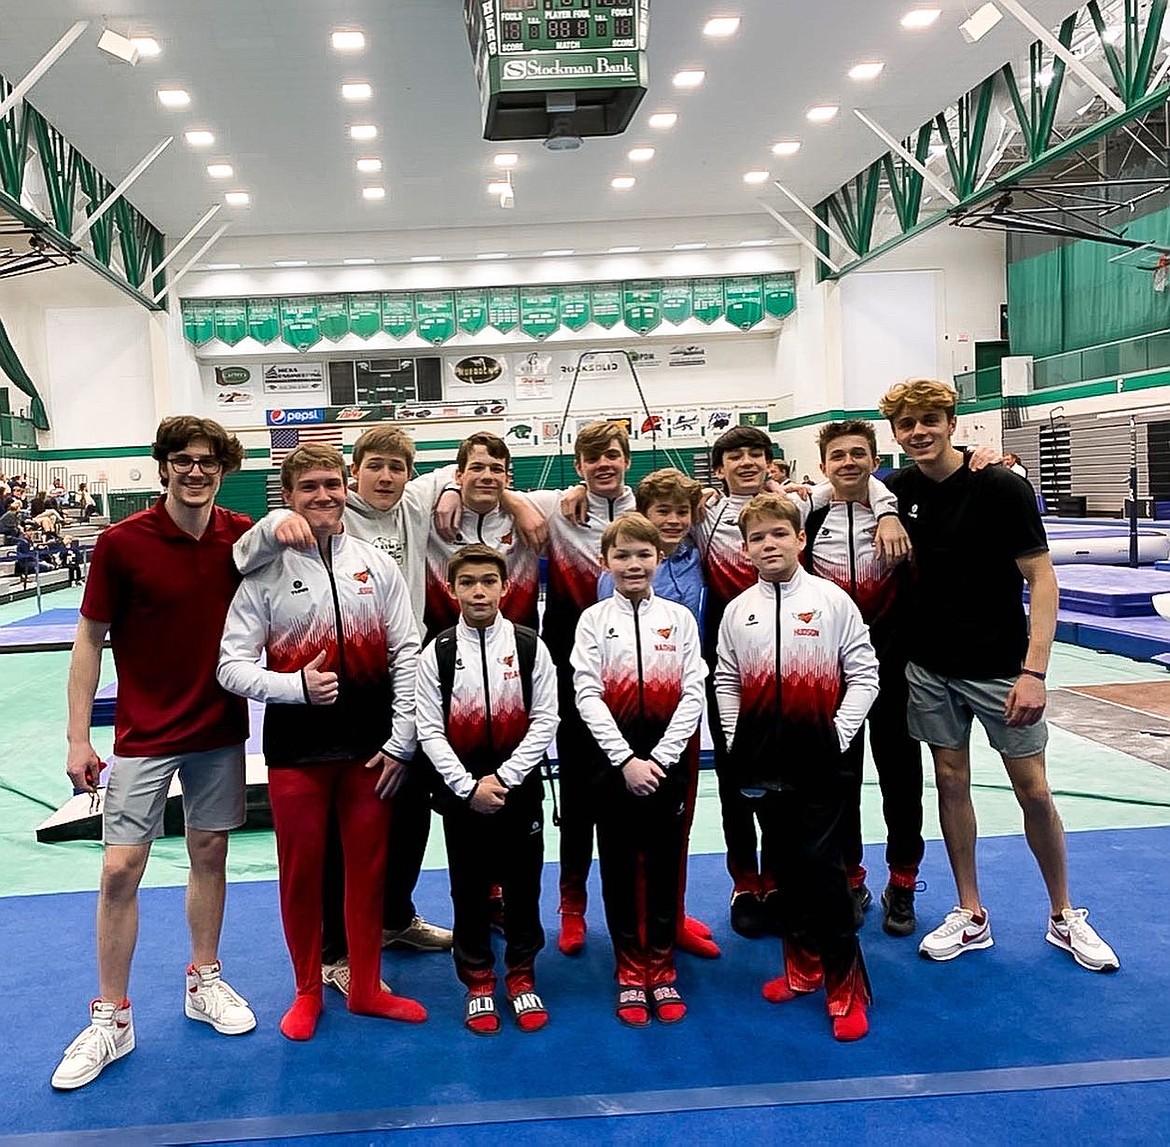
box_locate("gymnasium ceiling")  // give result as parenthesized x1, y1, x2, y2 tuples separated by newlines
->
(0, 0, 1091, 251)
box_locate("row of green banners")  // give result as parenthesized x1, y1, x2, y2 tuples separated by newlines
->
(181, 274, 797, 350)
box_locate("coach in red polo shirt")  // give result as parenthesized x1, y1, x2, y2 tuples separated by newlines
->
(51, 416, 257, 1092)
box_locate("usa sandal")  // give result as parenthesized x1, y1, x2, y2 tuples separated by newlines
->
(615, 985, 650, 1027)
(650, 983, 687, 1023)
(464, 991, 500, 1036)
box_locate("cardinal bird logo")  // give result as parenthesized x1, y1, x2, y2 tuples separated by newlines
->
(501, 531, 514, 545)
(656, 627, 673, 639)
(794, 610, 820, 624)
(503, 655, 515, 667)
(353, 569, 370, 584)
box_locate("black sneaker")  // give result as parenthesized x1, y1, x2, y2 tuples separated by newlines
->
(730, 889, 770, 939)
(851, 884, 873, 929)
(881, 884, 917, 937)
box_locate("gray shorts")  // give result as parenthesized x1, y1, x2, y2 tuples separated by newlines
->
(905, 662, 1048, 759)
(103, 744, 247, 846)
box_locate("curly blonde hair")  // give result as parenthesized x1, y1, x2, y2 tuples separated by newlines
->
(878, 379, 957, 423)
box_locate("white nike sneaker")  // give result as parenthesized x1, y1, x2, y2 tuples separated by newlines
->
(185, 961, 257, 1035)
(1046, 908, 1120, 973)
(918, 907, 994, 961)
(51, 999, 135, 1090)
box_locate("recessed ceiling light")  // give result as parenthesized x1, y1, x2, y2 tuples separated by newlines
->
(411, 255, 441, 262)
(184, 130, 214, 147)
(477, 252, 509, 260)
(206, 163, 234, 179)
(743, 169, 770, 184)
(901, 7, 941, 29)
(130, 37, 161, 57)
(806, 104, 839, 123)
(849, 61, 885, 81)
(1036, 66, 1054, 87)
(157, 88, 190, 108)
(672, 70, 706, 88)
(608, 246, 641, 253)
(648, 112, 678, 129)
(493, 152, 519, 167)
(98, 30, 141, 64)
(224, 191, 250, 206)
(332, 30, 366, 52)
(772, 140, 802, 156)
(349, 124, 377, 141)
(611, 175, 636, 189)
(542, 249, 574, 257)
(739, 239, 773, 247)
(275, 260, 308, 267)
(362, 186, 386, 201)
(703, 16, 741, 38)
(627, 146, 656, 162)
(1102, 25, 1122, 44)
(342, 82, 372, 101)
(673, 242, 707, 250)
(487, 180, 511, 195)
(356, 157, 383, 173)
(205, 262, 241, 270)
(344, 257, 376, 265)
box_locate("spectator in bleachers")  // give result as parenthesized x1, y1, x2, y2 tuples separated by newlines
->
(51, 534, 84, 585)
(14, 525, 52, 580)
(1, 499, 23, 541)
(77, 483, 98, 522)
(50, 476, 67, 501)
(34, 502, 63, 537)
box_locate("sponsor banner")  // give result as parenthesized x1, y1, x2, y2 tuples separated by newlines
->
(668, 344, 707, 368)
(397, 398, 508, 421)
(704, 408, 735, 434)
(262, 361, 326, 394)
(635, 411, 666, 439)
(266, 408, 325, 426)
(325, 405, 395, 423)
(668, 409, 702, 438)
(503, 420, 538, 448)
(626, 348, 662, 370)
(513, 351, 553, 400)
(738, 410, 769, 428)
(213, 365, 256, 410)
(449, 354, 508, 387)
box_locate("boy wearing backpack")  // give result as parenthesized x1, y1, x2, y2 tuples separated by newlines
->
(415, 545, 560, 1035)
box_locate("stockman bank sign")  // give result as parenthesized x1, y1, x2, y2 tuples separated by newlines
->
(500, 54, 641, 85)
(262, 362, 325, 395)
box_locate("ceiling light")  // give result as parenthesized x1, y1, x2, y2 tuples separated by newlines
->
(1036, 66, 1054, 87)
(224, 191, 250, 206)
(806, 105, 839, 123)
(743, 169, 770, 184)
(959, 2, 1002, 43)
(206, 163, 233, 179)
(349, 124, 377, 141)
(477, 252, 509, 260)
(772, 140, 802, 156)
(493, 152, 519, 167)
(130, 37, 161, 57)
(98, 29, 140, 65)
(184, 130, 214, 147)
(1103, 26, 1122, 44)
(205, 262, 241, 270)
(275, 260, 308, 267)
(848, 61, 885, 81)
(611, 175, 636, 189)
(487, 179, 512, 195)
(332, 30, 366, 52)
(356, 157, 383, 173)
(362, 186, 386, 201)
(542, 249, 575, 257)
(929, 142, 947, 156)
(608, 246, 640, 253)
(673, 242, 707, 250)
(499, 185, 514, 208)
(344, 258, 375, 265)
(411, 255, 441, 262)
(157, 88, 190, 108)
(627, 146, 655, 162)
(648, 112, 678, 129)
(672, 70, 706, 89)
(901, 7, 941, 29)
(342, 82, 372, 101)
(739, 239, 773, 247)
(703, 16, 741, 37)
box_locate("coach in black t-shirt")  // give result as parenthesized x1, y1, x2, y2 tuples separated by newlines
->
(879, 379, 1118, 975)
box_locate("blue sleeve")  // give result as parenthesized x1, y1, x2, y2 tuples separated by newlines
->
(597, 570, 614, 600)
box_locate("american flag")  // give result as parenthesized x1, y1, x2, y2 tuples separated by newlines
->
(269, 425, 345, 467)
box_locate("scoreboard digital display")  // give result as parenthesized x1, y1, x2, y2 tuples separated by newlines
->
(466, 0, 649, 141)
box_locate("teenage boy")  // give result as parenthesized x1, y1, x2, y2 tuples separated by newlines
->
(598, 468, 717, 959)
(416, 545, 559, 1034)
(878, 379, 1119, 972)
(53, 417, 255, 1091)
(714, 494, 880, 1041)
(574, 513, 706, 1025)
(697, 427, 904, 938)
(804, 420, 924, 936)
(218, 443, 426, 1040)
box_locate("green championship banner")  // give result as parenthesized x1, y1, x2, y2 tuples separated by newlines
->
(183, 273, 795, 348)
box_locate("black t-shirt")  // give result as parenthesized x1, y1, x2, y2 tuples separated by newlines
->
(886, 455, 1048, 680)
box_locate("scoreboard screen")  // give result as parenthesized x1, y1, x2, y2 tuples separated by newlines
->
(497, 1, 644, 54)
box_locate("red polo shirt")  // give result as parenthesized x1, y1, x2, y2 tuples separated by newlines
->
(82, 497, 252, 757)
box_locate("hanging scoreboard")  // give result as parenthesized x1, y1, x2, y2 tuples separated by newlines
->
(465, 0, 650, 142)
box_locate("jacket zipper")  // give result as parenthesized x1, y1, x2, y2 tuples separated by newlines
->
(323, 538, 347, 686)
(846, 502, 858, 601)
(478, 627, 494, 748)
(774, 585, 782, 715)
(632, 598, 645, 718)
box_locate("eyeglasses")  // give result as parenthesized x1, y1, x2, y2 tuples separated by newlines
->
(167, 454, 223, 474)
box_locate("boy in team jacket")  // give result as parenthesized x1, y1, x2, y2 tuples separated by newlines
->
(714, 494, 880, 1041)
(416, 545, 560, 1035)
(573, 514, 706, 1026)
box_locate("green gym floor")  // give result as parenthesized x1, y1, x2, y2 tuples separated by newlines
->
(2, 586, 1169, 901)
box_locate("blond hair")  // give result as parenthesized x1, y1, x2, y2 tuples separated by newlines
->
(737, 493, 801, 540)
(600, 511, 662, 558)
(575, 420, 630, 463)
(878, 379, 957, 423)
(281, 443, 347, 490)
(352, 425, 415, 470)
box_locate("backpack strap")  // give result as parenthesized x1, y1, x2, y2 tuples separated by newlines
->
(433, 626, 459, 725)
(510, 623, 560, 828)
(802, 503, 831, 573)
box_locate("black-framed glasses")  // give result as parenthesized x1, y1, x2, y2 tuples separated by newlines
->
(167, 454, 223, 474)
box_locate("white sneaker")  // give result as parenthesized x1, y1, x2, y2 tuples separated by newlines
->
(1046, 908, 1120, 972)
(185, 962, 256, 1034)
(51, 999, 135, 1090)
(918, 907, 994, 961)
(322, 957, 391, 998)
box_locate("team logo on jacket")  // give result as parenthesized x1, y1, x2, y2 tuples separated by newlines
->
(502, 654, 515, 667)
(794, 610, 820, 624)
(746, 613, 758, 626)
(793, 608, 821, 637)
(908, 503, 919, 520)
(353, 569, 370, 584)
(291, 579, 308, 596)
(656, 627, 673, 639)
(606, 626, 619, 639)
(501, 531, 513, 545)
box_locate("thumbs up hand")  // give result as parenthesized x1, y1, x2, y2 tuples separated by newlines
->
(303, 650, 339, 705)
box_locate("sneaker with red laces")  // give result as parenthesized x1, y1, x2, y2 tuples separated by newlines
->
(51, 999, 135, 1090)
(1045, 908, 1119, 973)
(918, 907, 993, 961)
